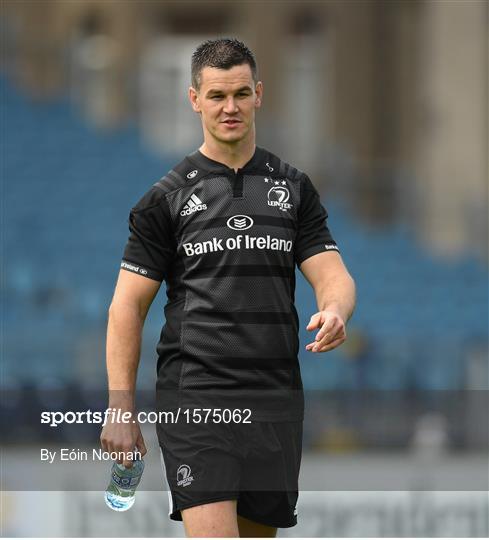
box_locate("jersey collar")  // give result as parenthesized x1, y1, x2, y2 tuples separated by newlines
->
(188, 146, 269, 175)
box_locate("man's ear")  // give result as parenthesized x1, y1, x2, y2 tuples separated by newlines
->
(255, 81, 263, 108)
(189, 87, 201, 113)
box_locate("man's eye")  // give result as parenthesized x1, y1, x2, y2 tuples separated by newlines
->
(211, 96, 223, 100)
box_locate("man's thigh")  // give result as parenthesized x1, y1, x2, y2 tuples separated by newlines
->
(182, 499, 239, 538)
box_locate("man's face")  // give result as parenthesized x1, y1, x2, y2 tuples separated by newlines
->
(189, 63, 263, 145)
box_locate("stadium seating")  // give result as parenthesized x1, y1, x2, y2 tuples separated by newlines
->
(2, 75, 487, 393)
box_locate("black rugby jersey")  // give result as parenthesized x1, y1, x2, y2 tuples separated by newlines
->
(121, 146, 339, 421)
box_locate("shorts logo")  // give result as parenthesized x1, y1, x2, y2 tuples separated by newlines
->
(267, 186, 293, 212)
(180, 192, 207, 216)
(226, 215, 254, 231)
(177, 464, 194, 487)
(324, 243, 339, 251)
(187, 169, 198, 179)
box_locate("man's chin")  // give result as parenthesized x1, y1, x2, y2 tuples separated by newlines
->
(214, 131, 246, 144)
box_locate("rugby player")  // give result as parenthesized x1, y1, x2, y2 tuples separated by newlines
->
(100, 38, 356, 537)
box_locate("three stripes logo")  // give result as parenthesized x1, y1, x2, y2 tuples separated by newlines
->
(180, 192, 207, 216)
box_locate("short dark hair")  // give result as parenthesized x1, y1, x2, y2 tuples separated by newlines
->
(191, 38, 258, 91)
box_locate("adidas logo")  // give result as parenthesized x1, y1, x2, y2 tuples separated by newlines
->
(180, 193, 207, 216)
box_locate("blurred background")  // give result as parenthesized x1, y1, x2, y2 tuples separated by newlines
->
(1, 0, 488, 537)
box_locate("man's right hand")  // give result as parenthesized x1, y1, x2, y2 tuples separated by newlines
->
(100, 412, 147, 468)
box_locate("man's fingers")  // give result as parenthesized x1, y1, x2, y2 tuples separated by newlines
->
(136, 432, 147, 457)
(101, 423, 141, 467)
(305, 332, 338, 350)
(305, 310, 347, 352)
(315, 318, 339, 341)
(106, 438, 115, 455)
(321, 325, 345, 348)
(306, 311, 325, 331)
(306, 326, 346, 352)
(311, 321, 342, 350)
(100, 433, 108, 453)
(121, 438, 136, 467)
(306, 336, 345, 353)
(316, 336, 346, 353)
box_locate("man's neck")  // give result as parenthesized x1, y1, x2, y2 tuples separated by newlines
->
(199, 137, 256, 173)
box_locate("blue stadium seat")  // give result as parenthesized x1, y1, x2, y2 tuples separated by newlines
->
(2, 75, 487, 391)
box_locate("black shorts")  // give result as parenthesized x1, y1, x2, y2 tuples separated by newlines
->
(156, 415, 302, 528)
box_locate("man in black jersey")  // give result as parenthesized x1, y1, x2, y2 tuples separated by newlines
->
(101, 38, 355, 537)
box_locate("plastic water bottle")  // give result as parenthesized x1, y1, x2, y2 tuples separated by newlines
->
(104, 458, 145, 511)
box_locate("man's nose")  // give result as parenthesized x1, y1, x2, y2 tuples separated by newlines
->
(223, 96, 238, 113)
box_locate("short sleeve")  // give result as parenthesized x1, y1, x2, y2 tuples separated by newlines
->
(120, 187, 176, 282)
(294, 174, 340, 266)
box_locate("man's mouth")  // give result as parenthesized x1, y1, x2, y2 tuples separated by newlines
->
(222, 119, 242, 126)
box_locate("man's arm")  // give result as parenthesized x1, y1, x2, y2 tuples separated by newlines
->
(100, 269, 161, 466)
(299, 250, 356, 353)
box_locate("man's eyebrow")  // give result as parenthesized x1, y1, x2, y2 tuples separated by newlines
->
(206, 86, 252, 96)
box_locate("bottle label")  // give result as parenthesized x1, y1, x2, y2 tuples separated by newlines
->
(111, 470, 142, 489)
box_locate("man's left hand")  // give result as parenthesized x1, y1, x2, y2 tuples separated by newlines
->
(305, 310, 347, 353)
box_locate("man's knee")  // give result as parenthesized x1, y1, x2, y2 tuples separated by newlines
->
(181, 499, 239, 538)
